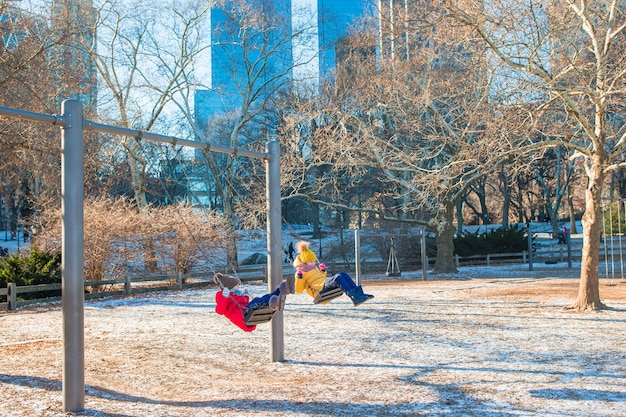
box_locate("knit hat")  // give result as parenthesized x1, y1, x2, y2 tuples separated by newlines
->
(214, 273, 241, 290)
(295, 241, 317, 263)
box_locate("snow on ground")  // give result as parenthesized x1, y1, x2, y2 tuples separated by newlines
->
(0, 231, 29, 256)
(1, 261, 626, 417)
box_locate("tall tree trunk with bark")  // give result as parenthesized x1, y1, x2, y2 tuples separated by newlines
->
(456, 198, 464, 235)
(570, 155, 607, 310)
(433, 201, 458, 274)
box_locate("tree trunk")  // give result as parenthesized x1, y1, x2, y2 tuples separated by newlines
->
(547, 202, 560, 237)
(433, 202, 458, 274)
(476, 181, 490, 225)
(500, 164, 511, 229)
(456, 198, 464, 235)
(312, 203, 321, 239)
(569, 156, 607, 311)
(567, 191, 578, 234)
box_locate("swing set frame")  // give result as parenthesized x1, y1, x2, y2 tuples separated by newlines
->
(0, 100, 285, 412)
(353, 229, 428, 283)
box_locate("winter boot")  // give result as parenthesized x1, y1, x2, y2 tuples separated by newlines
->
(346, 286, 374, 306)
(269, 295, 280, 310)
(279, 281, 291, 295)
(284, 274, 295, 294)
(271, 287, 287, 311)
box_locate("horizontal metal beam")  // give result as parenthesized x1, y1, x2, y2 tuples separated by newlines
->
(0, 106, 66, 127)
(0, 105, 269, 160)
(84, 120, 268, 160)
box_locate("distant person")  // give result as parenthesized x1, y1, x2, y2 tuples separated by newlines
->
(292, 241, 374, 306)
(557, 226, 565, 244)
(213, 272, 293, 332)
(287, 241, 295, 262)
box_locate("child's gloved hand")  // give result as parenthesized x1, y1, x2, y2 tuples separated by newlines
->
(319, 263, 326, 271)
(222, 287, 230, 298)
(296, 271, 303, 279)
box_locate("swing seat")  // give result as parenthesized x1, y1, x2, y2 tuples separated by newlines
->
(313, 286, 344, 304)
(244, 306, 277, 325)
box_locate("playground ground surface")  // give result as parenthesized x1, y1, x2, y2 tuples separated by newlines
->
(1, 263, 626, 417)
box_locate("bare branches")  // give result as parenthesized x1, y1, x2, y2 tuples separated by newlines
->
(35, 197, 226, 280)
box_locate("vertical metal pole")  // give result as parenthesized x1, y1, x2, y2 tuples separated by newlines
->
(420, 230, 427, 281)
(266, 140, 284, 362)
(354, 229, 361, 285)
(61, 100, 85, 412)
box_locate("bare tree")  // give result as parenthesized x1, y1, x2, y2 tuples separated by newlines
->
(445, 0, 626, 310)
(82, 0, 211, 205)
(280, 2, 524, 273)
(0, 1, 98, 233)
(78, 0, 211, 269)
(532, 146, 577, 234)
(170, 0, 317, 268)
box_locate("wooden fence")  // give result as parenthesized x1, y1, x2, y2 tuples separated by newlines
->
(0, 266, 280, 311)
(0, 244, 586, 311)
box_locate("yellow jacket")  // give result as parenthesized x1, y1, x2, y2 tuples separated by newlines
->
(294, 266, 327, 298)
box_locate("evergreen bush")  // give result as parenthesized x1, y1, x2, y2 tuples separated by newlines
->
(0, 246, 61, 286)
(454, 226, 527, 256)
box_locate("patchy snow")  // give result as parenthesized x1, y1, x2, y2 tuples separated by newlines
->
(0, 230, 29, 256)
(2, 223, 626, 416)
(1, 261, 626, 417)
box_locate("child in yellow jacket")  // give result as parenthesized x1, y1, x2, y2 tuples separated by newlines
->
(293, 241, 373, 306)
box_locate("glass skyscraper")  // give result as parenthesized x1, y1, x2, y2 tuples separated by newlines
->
(194, 0, 293, 134)
(316, 0, 366, 84)
(195, 0, 366, 132)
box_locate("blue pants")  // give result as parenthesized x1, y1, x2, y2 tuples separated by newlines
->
(325, 272, 357, 293)
(245, 287, 280, 310)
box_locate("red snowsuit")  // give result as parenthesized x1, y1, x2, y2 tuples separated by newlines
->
(215, 291, 256, 332)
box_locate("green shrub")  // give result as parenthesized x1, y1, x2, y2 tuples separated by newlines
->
(0, 246, 61, 286)
(454, 226, 527, 256)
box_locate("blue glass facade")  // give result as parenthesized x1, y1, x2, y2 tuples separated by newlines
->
(191, 0, 370, 206)
(195, 0, 293, 134)
(317, 0, 365, 83)
(195, 0, 370, 131)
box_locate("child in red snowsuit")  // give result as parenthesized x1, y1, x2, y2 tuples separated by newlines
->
(214, 273, 293, 332)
